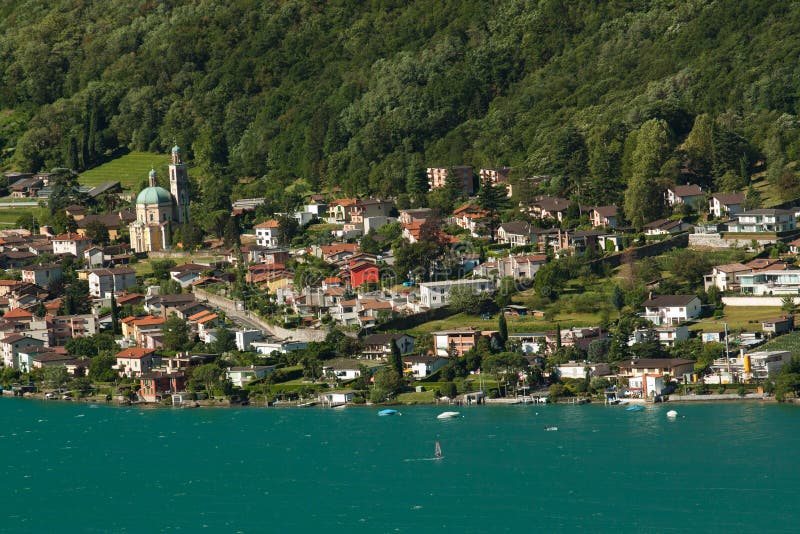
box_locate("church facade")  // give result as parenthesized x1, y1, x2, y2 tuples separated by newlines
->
(129, 145, 191, 253)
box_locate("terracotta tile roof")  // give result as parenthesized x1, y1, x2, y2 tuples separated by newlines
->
(4, 308, 33, 319)
(254, 219, 280, 229)
(115, 347, 156, 359)
(53, 232, 91, 241)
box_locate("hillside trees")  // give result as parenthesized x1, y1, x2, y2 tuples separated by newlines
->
(624, 119, 672, 229)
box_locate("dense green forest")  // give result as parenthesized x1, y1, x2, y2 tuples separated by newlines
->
(2, 0, 800, 216)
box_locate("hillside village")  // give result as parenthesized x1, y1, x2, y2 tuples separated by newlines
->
(2, 156, 800, 405)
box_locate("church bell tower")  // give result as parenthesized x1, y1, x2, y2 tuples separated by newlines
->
(169, 144, 190, 224)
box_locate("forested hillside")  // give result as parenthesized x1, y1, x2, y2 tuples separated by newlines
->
(2, 0, 800, 216)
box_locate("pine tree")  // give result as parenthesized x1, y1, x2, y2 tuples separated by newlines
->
(477, 179, 510, 242)
(498, 313, 508, 346)
(388, 339, 403, 377)
(555, 323, 562, 349)
(624, 119, 671, 229)
(611, 285, 625, 315)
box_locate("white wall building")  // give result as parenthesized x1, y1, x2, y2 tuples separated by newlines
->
(235, 329, 264, 351)
(419, 279, 493, 308)
(642, 295, 702, 325)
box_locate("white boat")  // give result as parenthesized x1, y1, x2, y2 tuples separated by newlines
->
(545, 426, 558, 431)
(437, 411, 460, 420)
(666, 410, 678, 418)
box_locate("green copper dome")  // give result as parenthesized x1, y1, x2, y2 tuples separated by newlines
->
(136, 186, 172, 205)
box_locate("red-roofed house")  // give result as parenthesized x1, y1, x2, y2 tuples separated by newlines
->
(115, 348, 158, 377)
(4, 307, 34, 323)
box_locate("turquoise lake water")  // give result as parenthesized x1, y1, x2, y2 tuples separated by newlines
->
(1, 399, 798, 533)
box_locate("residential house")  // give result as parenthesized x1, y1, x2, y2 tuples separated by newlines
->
(452, 204, 489, 237)
(419, 279, 493, 309)
(0, 333, 45, 368)
(226, 365, 276, 388)
(556, 362, 611, 379)
(643, 218, 691, 235)
(398, 208, 433, 225)
(21, 264, 62, 288)
(666, 184, 704, 209)
(432, 328, 484, 357)
(115, 347, 158, 377)
(528, 196, 572, 222)
(52, 232, 93, 257)
(349, 199, 394, 224)
(326, 198, 358, 224)
(726, 209, 797, 233)
(403, 355, 448, 378)
(323, 359, 385, 381)
(235, 329, 264, 351)
(427, 166, 474, 195)
(497, 255, 547, 280)
(76, 210, 136, 241)
(497, 221, 532, 246)
(145, 293, 197, 316)
(629, 325, 690, 347)
(169, 263, 209, 288)
(349, 261, 380, 289)
(553, 229, 603, 255)
(737, 264, 800, 295)
(617, 358, 696, 379)
(588, 206, 618, 228)
(703, 263, 751, 292)
(318, 243, 360, 262)
(762, 316, 794, 336)
(88, 267, 137, 297)
(139, 372, 187, 402)
(122, 315, 166, 346)
(249, 338, 308, 355)
(642, 295, 702, 325)
(31, 352, 76, 369)
(361, 333, 415, 360)
(479, 167, 512, 196)
(0, 251, 37, 268)
(47, 314, 97, 346)
(3, 307, 34, 325)
(709, 193, 747, 219)
(16, 346, 54, 373)
(254, 219, 281, 247)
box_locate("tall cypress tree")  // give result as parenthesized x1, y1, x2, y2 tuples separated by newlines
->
(389, 339, 403, 377)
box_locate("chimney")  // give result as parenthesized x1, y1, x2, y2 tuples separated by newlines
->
(648, 291, 653, 300)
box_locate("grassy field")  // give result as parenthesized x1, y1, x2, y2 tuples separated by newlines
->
(0, 206, 45, 225)
(689, 306, 788, 332)
(406, 310, 603, 337)
(78, 151, 163, 189)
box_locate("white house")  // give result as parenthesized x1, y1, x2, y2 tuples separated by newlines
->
(226, 365, 276, 387)
(318, 391, 355, 406)
(556, 362, 611, 379)
(737, 266, 800, 295)
(629, 325, 690, 347)
(0, 334, 45, 368)
(703, 263, 751, 292)
(419, 279, 493, 309)
(52, 232, 92, 256)
(497, 255, 547, 280)
(508, 333, 548, 354)
(235, 329, 263, 351)
(322, 359, 385, 380)
(497, 222, 531, 246)
(403, 355, 448, 378)
(642, 295, 702, 325)
(709, 193, 746, 219)
(726, 209, 797, 233)
(643, 218, 691, 235)
(250, 338, 308, 355)
(254, 219, 281, 247)
(666, 184, 704, 209)
(88, 267, 137, 298)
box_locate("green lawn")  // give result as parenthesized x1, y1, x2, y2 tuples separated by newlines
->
(689, 306, 787, 332)
(78, 151, 164, 189)
(0, 206, 45, 225)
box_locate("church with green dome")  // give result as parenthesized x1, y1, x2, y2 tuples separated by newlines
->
(129, 145, 190, 253)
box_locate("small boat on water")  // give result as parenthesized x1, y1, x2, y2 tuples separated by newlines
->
(626, 405, 645, 412)
(297, 401, 316, 407)
(544, 426, 558, 431)
(437, 411, 460, 420)
(378, 409, 399, 416)
(434, 441, 443, 460)
(666, 409, 678, 418)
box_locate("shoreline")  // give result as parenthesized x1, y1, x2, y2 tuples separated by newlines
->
(1, 391, 786, 409)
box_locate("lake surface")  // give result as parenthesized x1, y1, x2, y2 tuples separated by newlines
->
(0, 399, 798, 533)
